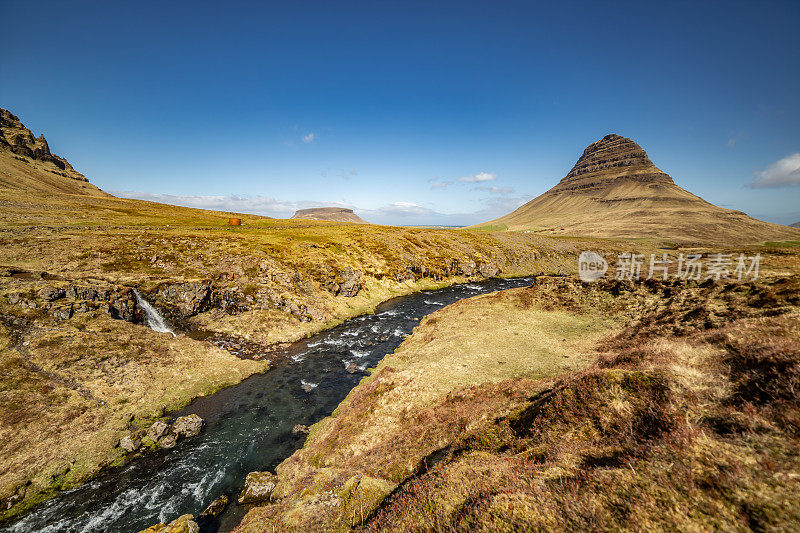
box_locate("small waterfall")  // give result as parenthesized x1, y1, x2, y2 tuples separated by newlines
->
(132, 289, 176, 336)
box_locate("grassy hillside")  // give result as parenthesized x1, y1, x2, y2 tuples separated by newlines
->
(235, 270, 800, 532)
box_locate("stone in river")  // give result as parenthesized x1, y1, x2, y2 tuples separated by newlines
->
(172, 414, 203, 438)
(199, 494, 229, 518)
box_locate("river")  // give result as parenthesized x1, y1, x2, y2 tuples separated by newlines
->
(1, 277, 534, 533)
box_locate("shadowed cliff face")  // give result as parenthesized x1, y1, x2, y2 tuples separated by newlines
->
(0, 108, 108, 196)
(0, 109, 87, 183)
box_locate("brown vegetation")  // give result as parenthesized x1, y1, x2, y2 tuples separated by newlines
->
(235, 273, 800, 532)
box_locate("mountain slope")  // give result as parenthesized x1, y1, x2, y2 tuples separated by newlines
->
(476, 134, 800, 244)
(0, 108, 108, 196)
(291, 207, 367, 223)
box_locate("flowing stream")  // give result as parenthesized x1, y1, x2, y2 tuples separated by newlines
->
(1, 277, 533, 533)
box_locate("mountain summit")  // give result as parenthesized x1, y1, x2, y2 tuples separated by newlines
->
(0, 108, 107, 196)
(477, 134, 799, 244)
(554, 134, 673, 191)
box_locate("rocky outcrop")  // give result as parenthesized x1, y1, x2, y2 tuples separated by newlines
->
(0, 108, 88, 182)
(2, 277, 141, 323)
(238, 471, 278, 504)
(152, 282, 212, 317)
(120, 415, 204, 453)
(291, 207, 367, 223)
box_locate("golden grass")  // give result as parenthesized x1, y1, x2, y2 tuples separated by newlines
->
(0, 313, 265, 520)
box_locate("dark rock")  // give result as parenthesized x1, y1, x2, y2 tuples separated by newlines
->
(52, 305, 73, 320)
(37, 286, 65, 302)
(199, 494, 229, 518)
(154, 282, 212, 317)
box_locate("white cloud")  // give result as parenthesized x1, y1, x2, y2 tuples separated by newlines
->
(458, 171, 497, 183)
(750, 153, 800, 188)
(429, 180, 448, 190)
(302, 132, 316, 143)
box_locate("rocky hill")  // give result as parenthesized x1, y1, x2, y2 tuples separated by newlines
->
(476, 134, 800, 244)
(291, 207, 367, 223)
(0, 108, 108, 196)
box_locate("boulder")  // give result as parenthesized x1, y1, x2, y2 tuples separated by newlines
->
(146, 420, 169, 442)
(172, 414, 203, 438)
(238, 471, 278, 504)
(138, 514, 199, 533)
(120, 433, 142, 453)
(198, 494, 229, 518)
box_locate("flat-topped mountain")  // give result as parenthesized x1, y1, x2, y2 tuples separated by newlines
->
(476, 134, 800, 244)
(0, 108, 108, 196)
(291, 207, 367, 223)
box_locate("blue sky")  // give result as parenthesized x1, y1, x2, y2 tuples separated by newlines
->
(1, 0, 798, 225)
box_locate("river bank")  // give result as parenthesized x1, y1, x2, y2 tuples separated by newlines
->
(1, 277, 537, 532)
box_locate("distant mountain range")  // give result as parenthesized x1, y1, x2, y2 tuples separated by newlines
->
(475, 134, 800, 244)
(791, 222, 800, 229)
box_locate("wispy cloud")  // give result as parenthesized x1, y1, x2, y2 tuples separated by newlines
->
(474, 185, 514, 195)
(302, 132, 316, 143)
(429, 179, 449, 190)
(458, 171, 497, 183)
(112, 191, 534, 227)
(112, 191, 348, 218)
(750, 153, 800, 188)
